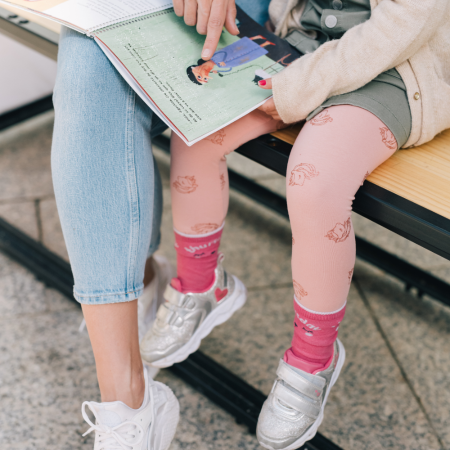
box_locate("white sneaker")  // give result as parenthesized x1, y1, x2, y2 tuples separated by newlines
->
(82, 367, 179, 450)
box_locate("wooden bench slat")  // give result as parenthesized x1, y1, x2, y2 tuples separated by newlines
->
(273, 126, 450, 220)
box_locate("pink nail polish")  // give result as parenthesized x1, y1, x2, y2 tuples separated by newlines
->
(259, 80, 266, 86)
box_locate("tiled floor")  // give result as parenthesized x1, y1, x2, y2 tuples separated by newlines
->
(0, 113, 449, 450)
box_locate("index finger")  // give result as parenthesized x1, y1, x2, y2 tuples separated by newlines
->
(201, 0, 227, 59)
(173, 0, 184, 16)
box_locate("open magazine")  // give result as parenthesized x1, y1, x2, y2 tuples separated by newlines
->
(94, 7, 300, 145)
(1, 0, 300, 145)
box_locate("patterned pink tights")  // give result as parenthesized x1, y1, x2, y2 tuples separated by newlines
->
(170, 105, 398, 372)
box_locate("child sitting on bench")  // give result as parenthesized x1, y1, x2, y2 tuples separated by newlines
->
(140, 0, 450, 449)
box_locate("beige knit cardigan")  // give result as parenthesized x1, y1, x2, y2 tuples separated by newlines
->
(269, 0, 450, 148)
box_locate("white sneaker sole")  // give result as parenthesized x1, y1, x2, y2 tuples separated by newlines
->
(147, 275, 247, 368)
(259, 339, 346, 450)
(151, 382, 180, 450)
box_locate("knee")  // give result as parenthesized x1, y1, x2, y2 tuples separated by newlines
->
(287, 167, 347, 218)
(287, 162, 328, 204)
(53, 28, 126, 118)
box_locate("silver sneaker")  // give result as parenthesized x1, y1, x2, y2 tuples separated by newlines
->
(257, 339, 345, 450)
(140, 254, 246, 368)
(138, 255, 175, 379)
(138, 255, 175, 343)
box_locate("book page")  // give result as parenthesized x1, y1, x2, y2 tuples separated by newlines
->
(95, 9, 285, 143)
(0, 0, 172, 32)
(0, 0, 67, 13)
(46, 0, 172, 32)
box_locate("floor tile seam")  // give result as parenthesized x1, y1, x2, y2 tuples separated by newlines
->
(353, 275, 446, 449)
(0, 194, 55, 206)
(246, 282, 293, 292)
(35, 199, 43, 243)
(0, 305, 79, 321)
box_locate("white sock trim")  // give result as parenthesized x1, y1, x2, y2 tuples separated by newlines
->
(174, 221, 225, 238)
(294, 295, 347, 315)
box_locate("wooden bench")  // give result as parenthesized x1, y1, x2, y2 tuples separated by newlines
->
(1, 7, 450, 450)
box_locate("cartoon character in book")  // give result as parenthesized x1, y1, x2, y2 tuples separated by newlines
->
(186, 36, 274, 85)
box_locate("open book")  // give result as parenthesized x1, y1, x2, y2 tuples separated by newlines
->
(0, 0, 172, 35)
(95, 7, 300, 145)
(1, 0, 300, 145)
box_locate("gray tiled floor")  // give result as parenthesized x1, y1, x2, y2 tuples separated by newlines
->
(0, 114, 449, 450)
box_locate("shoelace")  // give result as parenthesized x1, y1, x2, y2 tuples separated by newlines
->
(81, 401, 147, 450)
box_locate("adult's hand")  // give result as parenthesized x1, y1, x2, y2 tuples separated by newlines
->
(173, 0, 239, 60)
(257, 78, 283, 121)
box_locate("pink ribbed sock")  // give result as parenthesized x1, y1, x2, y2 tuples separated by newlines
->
(173, 226, 223, 294)
(284, 298, 346, 374)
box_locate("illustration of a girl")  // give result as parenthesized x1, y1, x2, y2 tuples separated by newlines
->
(140, 0, 450, 448)
(187, 36, 273, 85)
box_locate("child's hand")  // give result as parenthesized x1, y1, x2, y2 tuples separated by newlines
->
(173, 0, 239, 60)
(257, 79, 282, 121)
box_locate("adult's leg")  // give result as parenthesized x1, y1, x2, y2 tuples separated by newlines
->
(52, 28, 161, 407)
(285, 105, 398, 371)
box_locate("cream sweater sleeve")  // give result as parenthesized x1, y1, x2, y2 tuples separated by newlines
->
(272, 0, 448, 124)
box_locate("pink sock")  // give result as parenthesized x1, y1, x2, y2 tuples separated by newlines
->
(173, 225, 223, 294)
(284, 297, 346, 374)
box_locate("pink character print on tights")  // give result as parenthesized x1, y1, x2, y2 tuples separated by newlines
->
(191, 223, 220, 234)
(206, 129, 226, 146)
(173, 175, 198, 193)
(380, 127, 397, 150)
(310, 110, 333, 126)
(325, 217, 352, 243)
(293, 280, 308, 300)
(289, 163, 319, 186)
(220, 174, 226, 190)
(348, 268, 354, 284)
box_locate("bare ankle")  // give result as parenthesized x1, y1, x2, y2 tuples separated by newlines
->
(100, 367, 146, 409)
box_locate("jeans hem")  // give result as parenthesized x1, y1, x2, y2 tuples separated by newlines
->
(74, 286, 144, 305)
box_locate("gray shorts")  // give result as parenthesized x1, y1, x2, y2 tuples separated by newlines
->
(308, 68, 412, 148)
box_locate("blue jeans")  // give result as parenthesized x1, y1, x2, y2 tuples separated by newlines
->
(51, 0, 271, 304)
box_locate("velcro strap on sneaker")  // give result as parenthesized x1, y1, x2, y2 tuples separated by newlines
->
(272, 382, 321, 419)
(276, 360, 324, 400)
(164, 284, 185, 306)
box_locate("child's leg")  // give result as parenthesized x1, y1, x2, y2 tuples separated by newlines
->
(170, 110, 280, 293)
(285, 105, 398, 373)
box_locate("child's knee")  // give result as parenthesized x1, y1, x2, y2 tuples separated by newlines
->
(286, 170, 352, 223)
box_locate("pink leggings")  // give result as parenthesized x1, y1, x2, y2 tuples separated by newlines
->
(170, 105, 397, 313)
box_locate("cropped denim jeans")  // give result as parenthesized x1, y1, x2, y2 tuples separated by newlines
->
(51, 0, 271, 305)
